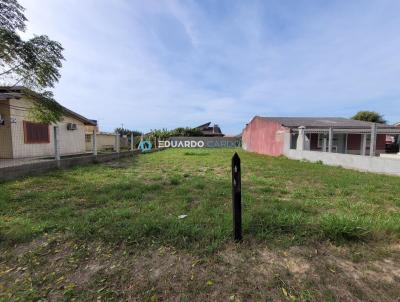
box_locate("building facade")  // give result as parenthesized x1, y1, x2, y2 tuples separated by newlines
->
(242, 116, 400, 157)
(0, 87, 96, 159)
(85, 132, 119, 151)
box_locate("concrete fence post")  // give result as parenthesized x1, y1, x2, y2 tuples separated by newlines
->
(397, 135, 400, 155)
(322, 136, 327, 152)
(93, 130, 97, 156)
(283, 131, 291, 154)
(53, 126, 61, 166)
(370, 123, 377, 156)
(115, 133, 120, 153)
(296, 126, 306, 151)
(130, 132, 134, 151)
(328, 127, 333, 153)
(360, 133, 367, 156)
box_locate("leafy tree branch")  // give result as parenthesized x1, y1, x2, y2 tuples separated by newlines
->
(0, 0, 65, 123)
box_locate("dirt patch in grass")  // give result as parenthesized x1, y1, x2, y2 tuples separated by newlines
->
(102, 160, 132, 169)
(69, 261, 104, 285)
(1, 237, 400, 301)
(12, 237, 49, 257)
(216, 242, 400, 302)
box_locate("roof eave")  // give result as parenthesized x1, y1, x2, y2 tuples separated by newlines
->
(0, 86, 97, 126)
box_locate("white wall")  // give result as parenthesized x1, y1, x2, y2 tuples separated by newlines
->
(284, 148, 400, 176)
(97, 133, 117, 150)
(0, 99, 13, 158)
(58, 116, 86, 155)
(9, 97, 86, 158)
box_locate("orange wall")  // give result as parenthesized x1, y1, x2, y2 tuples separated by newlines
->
(242, 117, 287, 156)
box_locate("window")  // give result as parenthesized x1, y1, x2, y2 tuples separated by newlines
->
(23, 121, 50, 144)
(85, 134, 92, 143)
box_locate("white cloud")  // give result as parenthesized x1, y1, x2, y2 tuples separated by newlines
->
(18, 0, 400, 132)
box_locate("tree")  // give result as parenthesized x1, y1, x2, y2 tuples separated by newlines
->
(0, 0, 65, 123)
(351, 111, 386, 124)
(146, 126, 203, 142)
(114, 127, 141, 137)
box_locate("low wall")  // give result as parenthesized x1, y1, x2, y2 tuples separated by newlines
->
(167, 136, 242, 148)
(0, 150, 144, 182)
(284, 149, 400, 176)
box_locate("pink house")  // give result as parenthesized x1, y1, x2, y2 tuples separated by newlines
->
(242, 116, 400, 156)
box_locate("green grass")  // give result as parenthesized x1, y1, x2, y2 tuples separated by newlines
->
(1, 148, 400, 249)
(1, 148, 400, 301)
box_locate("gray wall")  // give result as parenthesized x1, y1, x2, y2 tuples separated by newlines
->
(168, 136, 242, 148)
(284, 149, 400, 176)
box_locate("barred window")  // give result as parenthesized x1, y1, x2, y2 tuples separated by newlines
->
(85, 134, 92, 143)
(23, 121, 50, 144)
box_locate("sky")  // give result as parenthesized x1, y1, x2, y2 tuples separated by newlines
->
(19, 0, 400, 134)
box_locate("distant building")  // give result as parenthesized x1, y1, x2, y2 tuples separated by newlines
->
(85, 131, 119, 152)
(242, 116, 400, 156)
(196, 122, 224, 137)
(84, 122, 126, 152)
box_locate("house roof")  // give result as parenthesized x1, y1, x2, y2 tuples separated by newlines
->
(201, 125, 223, 135)
(257, 116, 397, 129)
(224, 133, 242, 138)
(195, 122, 224, 136)
(0, 86, 97, 126)
(0, 92, 21, 101)
(195, 122, 211, 130)
(61, 107, 97, 126)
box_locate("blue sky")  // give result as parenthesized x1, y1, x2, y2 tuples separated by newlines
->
(20, 0, 400, 134)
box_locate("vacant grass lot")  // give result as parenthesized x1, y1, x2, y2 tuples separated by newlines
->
(1, 148, 399, 301)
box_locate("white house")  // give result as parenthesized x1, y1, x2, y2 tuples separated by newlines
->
(0, 86, 97, 159)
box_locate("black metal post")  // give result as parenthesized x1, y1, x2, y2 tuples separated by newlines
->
(232, 152, 242, 241)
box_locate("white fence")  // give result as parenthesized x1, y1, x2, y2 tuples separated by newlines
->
(284, 149, 400, 176)
(0, 125, 133, 169)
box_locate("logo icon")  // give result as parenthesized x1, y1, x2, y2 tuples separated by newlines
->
(138, 140, 152, 152)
